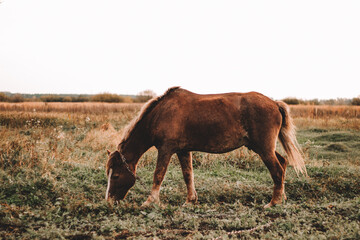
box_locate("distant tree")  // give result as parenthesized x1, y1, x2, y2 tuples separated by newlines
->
(282, 98, 301, 105)
(73, 95, 90, 102)
(63, 96, 73, 102)
(335, 98, 352, 105)
(40, 95, 64, 102)
(30, 96, 40, 102)
(306, 99, 320, 105)
(320, 98, 351, 105)
(10, 94, 25, 103)
(135, 90, 157, 103)
(0, 93, 8, 102)
(351, 97, 360, 106)
(91, 93, 125, 103)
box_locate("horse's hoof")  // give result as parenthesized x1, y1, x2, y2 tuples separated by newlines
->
(264, 202, 277, 209)
(264, 203, 271, 209)
(183, 199, 198, 207)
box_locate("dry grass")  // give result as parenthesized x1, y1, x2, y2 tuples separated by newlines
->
(1, 102, 360, 239)
(2, 102, 359, 117)
(294, 117, 360, 130)
(289, 105, 360, 130)
(0, 102, 142, 114)
(1, 102, 359, 130)
(290, 105, 360, 119)
(81, 123, 122, 151)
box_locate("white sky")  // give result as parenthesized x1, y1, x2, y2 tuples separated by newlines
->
(0, 0, 359, 99)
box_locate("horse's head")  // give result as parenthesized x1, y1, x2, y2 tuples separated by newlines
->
(105, 150, 136, 203)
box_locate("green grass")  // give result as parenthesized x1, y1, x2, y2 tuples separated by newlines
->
(298, 128, 360, 166)
(1, 112, 360, 239)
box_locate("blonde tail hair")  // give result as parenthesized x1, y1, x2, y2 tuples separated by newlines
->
(277, 101, 308, 176)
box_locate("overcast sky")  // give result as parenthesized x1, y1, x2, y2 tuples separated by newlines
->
(0, 0, 359, 99)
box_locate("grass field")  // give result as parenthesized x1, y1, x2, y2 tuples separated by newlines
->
(0, 103, 359, 239)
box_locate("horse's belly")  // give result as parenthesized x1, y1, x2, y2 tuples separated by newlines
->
(182, 127, 248, 153)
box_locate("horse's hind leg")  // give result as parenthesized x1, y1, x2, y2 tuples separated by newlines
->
(259, 151, 286, 208)
(177, 151, 198, 205)
(276, 151, 288, 201)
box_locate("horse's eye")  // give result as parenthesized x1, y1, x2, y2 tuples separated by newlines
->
(111, 174, 120, 180)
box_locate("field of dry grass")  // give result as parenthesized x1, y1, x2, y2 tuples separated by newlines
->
(1, 102, 360, 130)
(290, 105, 360, 130)
(1, 102, 359, 239)
(290, 105, 360, 119)
(2, 101, 359, 116)
(0, 102, 143, 114)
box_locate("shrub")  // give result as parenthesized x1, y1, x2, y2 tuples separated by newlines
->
(134, 90, 157, 103)
(91, 93, 125, 103)
(306, 99, 320, 105)
(282, 98, 302, 105)
(40, 95, 64, 102)
(10, 94, 25, 103)
(351, 97, 360, 106)
(72, 95, 90, 102)
(0, 93, 8, 102)
(63, 96, 73, 102)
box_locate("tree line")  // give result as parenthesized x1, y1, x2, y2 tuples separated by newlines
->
(281, 97, 360, 106)
(0, 90, 157, 103)
(1, 91, 359, 105)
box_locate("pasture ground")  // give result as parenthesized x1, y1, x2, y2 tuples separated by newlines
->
(0, 104, 359, 239)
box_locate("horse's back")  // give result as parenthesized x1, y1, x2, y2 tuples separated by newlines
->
(153, 88, 280, 122)
(147, 88, 282, 153)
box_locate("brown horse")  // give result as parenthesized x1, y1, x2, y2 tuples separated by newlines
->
(105, 87, 307, 208)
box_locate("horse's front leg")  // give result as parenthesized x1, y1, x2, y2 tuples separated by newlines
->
(142, 150, 172, 207)
(177, 151, 197, 205)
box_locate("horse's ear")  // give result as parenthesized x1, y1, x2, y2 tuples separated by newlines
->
(107, 150, 111, 156)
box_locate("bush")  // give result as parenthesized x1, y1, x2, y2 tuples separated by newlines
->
(10, 94, 25, 103)
(307, 99, 320, 105)
(134, 90, 157, 103)
(91, 93, 125, 103)
(63, 96, 73, 102)
(351, 97, 360, 106)
(282, 98, 302, 105)
(72, 95, 90, 102)
(40, 95, 64, 102)
(0, 93, 8, 102)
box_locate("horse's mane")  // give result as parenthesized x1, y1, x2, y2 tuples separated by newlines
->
(118, 86, 180, 148)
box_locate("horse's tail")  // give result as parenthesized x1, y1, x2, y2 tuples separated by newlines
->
(276, 101, 308, 176)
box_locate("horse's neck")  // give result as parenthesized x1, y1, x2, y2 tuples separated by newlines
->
(120, 129, 151, 169)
